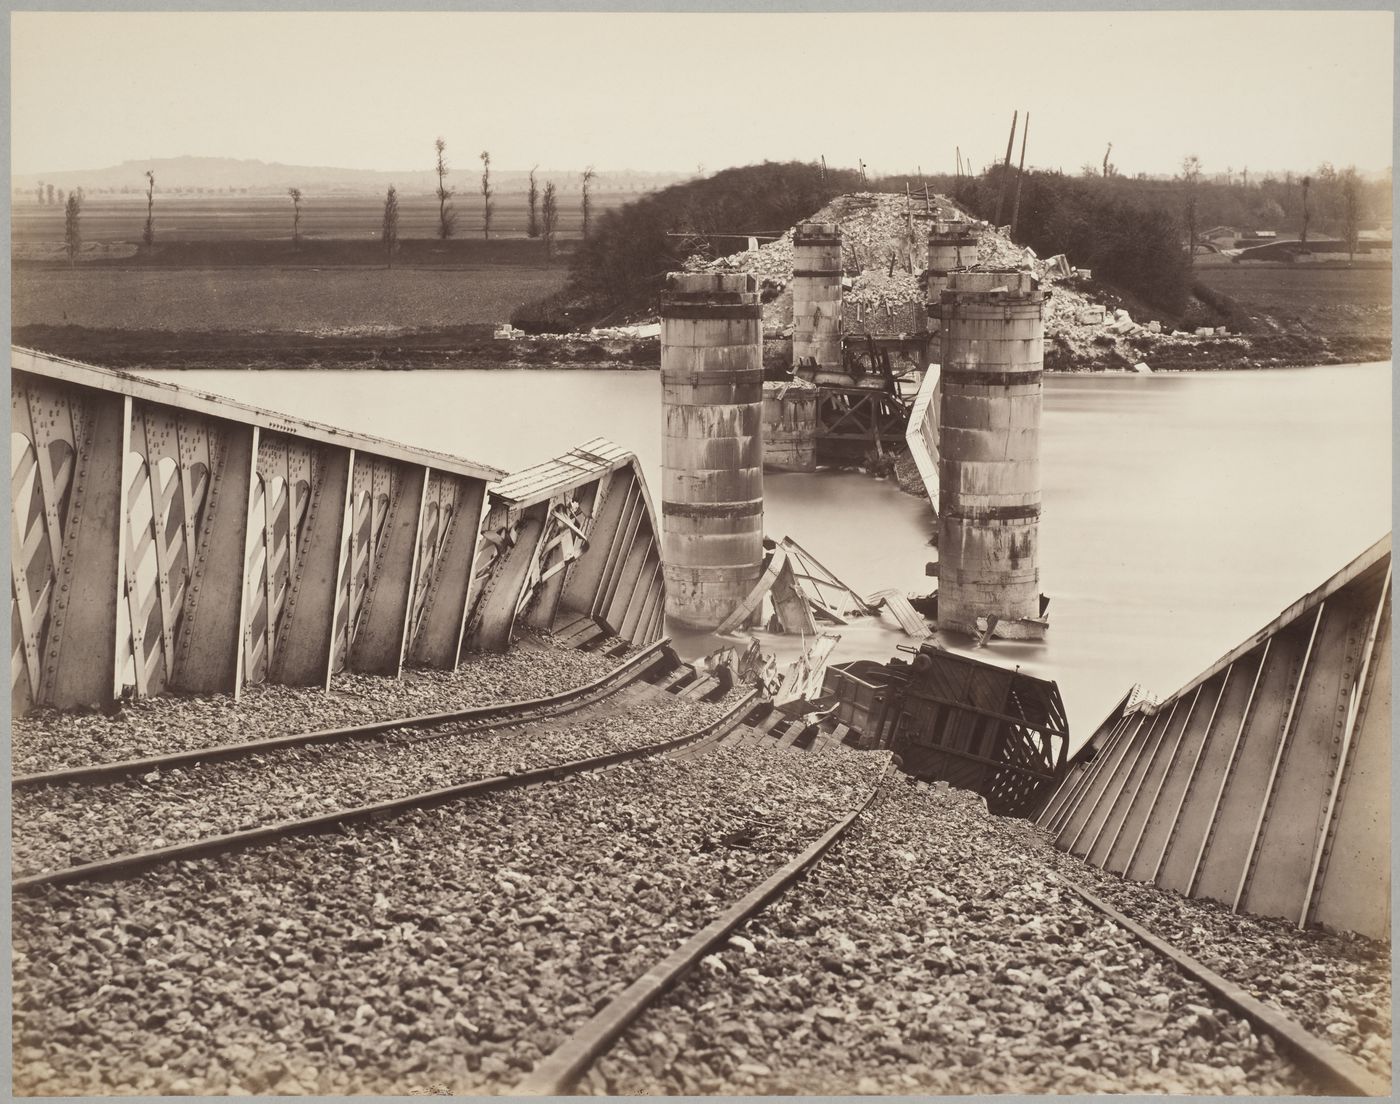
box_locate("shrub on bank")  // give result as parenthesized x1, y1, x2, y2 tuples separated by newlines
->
(957, 171, 1193, 315)
(565, 161, 863, 321)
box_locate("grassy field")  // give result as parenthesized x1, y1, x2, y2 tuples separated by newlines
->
(12, 194, 592, 335)
(15, 236, 572, 268)
(12, 193, 1388, 372)
(11, 192, 632, 245)
(1192, 261, 1391, 339)
(12, 265, 568, 331)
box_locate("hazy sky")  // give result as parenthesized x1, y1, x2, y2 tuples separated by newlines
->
(10, 9, 1394, 177)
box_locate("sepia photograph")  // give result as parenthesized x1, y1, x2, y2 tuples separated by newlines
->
(6, 5, 1394, 1097)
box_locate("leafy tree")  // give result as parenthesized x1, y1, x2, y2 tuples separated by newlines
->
(480, 150, 493, 239)
(1311, 162, 1342, 234)
(1181, 154, 1202, 262)
(382, 184, 399, 269)
(957, 168, 1191, 314)
(35, 183, 44, 204)
(288, 187, 303, 247)
(581, 167, 596, 239)
(45, 183, 55, 205)
(64, 191, 81, 268)
(434, 137, 456, 240)
(1300, 174, 1312, 246)
(569, 160, 859, 311)
(1340, 166, 1361, 262)
(143, 171, 156, 249)
(541, 181, 559, 260)
(527, 166, 540, 237)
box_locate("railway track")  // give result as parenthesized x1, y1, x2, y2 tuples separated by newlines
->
(13, 702, 883, 1096)
(11, 671, 1387, 1096)
(13, 637, 670, 790)
(513, 754, 897, 1096)
(12, 640, 752, 888)
(510, 763, 1387, 1098)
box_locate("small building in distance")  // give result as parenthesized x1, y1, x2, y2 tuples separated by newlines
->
(1198, 225, 1239, 250)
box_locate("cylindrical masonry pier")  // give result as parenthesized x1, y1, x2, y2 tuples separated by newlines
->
(925, 218, 981, 321)
(937, 270, 1047, 634)
(761, 379, 817, 472)
(660, 273, 765, 630)
(792, 222, 843, 371)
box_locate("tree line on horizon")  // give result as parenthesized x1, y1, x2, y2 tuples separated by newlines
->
(47, 146, 1385, 290)
(52, 139, 607, 267)
(537, 154, 1385, 326)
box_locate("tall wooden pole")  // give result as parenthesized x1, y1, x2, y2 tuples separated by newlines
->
(1010, 111, 1030, 240)
(993, 110, 1018, 227)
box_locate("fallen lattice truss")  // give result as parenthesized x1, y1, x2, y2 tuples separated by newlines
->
(11, 348, 665, 714)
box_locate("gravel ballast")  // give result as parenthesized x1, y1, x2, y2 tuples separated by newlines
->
(13, 683, 729, 876)
(1008, 820, 1392, 1082)
(12, 632, 628, 775)
(12, 741, 886, 1096)
(585, 779, 1324, 1096)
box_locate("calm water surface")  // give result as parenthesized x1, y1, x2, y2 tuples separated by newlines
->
(146, 364, 1391, 744)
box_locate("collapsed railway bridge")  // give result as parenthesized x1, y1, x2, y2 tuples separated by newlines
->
(7, 343, 1392, 1097)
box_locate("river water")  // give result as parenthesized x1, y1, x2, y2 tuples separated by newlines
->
(143, 363, 1391, 745)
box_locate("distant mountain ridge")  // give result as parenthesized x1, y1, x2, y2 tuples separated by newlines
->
(12, 156, 692, 195)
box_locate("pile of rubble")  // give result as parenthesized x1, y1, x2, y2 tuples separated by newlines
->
(690, 191, 1238, 371)
(690, 193, 928, 332)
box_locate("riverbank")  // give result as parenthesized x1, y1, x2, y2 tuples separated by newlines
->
(11, 324, 659, 372)
(12, 323, 1388, 374)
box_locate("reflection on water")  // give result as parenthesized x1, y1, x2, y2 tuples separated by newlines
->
(144, 364, 1390, 745)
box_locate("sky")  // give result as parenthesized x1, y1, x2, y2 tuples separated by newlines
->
(10, 9, 1395, 178)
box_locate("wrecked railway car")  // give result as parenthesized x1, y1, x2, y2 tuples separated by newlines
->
(823, 641, 1070, 817)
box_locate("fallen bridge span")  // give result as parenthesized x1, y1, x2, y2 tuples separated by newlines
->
(10, 348, 666, 714)
(1038, 534, 1391, 940)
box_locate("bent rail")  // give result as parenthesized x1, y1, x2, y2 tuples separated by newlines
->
(514, 755, 895, 1096)
(14, 688, 758, 891)
(1038, 535, 1392, 940)
(1061, 878, 1390, 1097)
(13, 638, 676, 789)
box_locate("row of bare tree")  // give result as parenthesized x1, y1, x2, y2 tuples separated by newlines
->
(430, 137, 594, 250)
(66, 144, 595, 268)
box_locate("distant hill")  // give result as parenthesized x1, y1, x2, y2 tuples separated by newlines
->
(11, 156, 693, 197)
